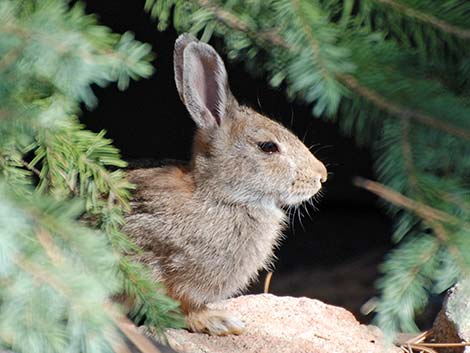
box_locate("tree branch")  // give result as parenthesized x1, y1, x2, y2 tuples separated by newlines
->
(30, 227, 164, 353)
(194, 0, 286, 47)
(193, 0, 470, 140)
(337, 74, 470, 140)
(373, 0, 470, 40)
(395, 124, 468, 272)
(353, 176, 465, 227)
(21, 159, 41, 177)
(290, 0, 331, 80)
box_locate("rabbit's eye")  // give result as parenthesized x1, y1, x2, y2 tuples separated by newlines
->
(257, 141, 279, 154)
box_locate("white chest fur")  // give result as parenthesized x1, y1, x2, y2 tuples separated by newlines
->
(183, 201, 286, 302)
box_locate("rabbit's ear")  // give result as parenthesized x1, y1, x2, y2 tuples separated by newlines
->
(174, 33, 197, 102)
(181, 41, 231, 129)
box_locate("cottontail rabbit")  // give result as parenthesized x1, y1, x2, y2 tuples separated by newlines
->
(124, 34, 327, 336)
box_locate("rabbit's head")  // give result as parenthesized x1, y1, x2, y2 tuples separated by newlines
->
(174, 34, 327, 208)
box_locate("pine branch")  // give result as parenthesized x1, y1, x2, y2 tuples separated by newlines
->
(371, 0, 470, 40)
(33, 228, 164, 353)
(289, 0, 332, 81)
(338, 74, 470, 141)
(353, 177, 463, 227)
(0, 2, 154, 107)
(398, 123, 469, 275)
(20, 159, 40, 177)
(121, 258, 185, 333)
(0, 190, 117, 352)
(174, 0, 470, 140)
(0, 46, 23, 71)
(354, 176, 469, 279)
(375, 233, 439, 334)
(20, 233, 162, 353)
(195, 0, 286, 47)
(0, 2, 181, 351)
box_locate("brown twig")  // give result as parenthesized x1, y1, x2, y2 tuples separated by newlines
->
(16, 255, 68, 295)
(338, 74, 470, 140)
(396, 330, 470, 353)
(397, 331, 438, 353)
(355, 176, 470, 267)
(396, 329, 430, 346)
(353, 177, 464, 227)
(418, 341, 470, 347)
(405, 344, 438, 353)
(263, 272, 273, 293)
(0, 46, 24, 71)
(355, 176, 470, 276)
(36, 229, 64, 264)
(107, 334, 133, 353)
(21, 159, 41, 177)
(374, 0, 470, 40)
(114, 315, 163, 353)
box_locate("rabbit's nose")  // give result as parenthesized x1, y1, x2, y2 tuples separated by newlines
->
(314, 162, 328, 184)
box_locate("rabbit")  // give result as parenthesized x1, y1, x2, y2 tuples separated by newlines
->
(123, 33, 328, 336)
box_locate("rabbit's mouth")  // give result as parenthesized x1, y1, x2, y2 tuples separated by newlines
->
(280, 189, 322, 207)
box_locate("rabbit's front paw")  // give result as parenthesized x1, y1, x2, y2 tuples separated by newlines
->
(187, 309, 245, 336)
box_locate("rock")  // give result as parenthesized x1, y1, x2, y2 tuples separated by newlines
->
(247, 252, 383, 321)
(433, 282, 470, 353)
(162, 294, 400, 353)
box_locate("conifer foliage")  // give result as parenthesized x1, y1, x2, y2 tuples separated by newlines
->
(146, 0, 470, 334)
(0, 1, 182, 353)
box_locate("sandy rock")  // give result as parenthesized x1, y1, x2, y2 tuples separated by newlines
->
(433, 283, 470, 353)
(162, 294, 400, 353)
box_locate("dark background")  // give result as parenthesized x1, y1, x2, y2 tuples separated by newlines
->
(81, 1, 393, 322)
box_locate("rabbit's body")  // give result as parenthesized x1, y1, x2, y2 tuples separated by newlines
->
(126, 162, 285, 307)
(124, 34, 327, 335)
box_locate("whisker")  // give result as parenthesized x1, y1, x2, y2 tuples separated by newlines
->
(302, 129, 310, 144)
(256, 92, 263, 113)
(314, 190, 323, 201)
(308, 143, 321, 151)
(296, 205, 305, 231)
(287, 205, 296, 233)
(312, 144, 334, 155)
(290, 106, 295, 129)
(309, 197, 320, 211)
(303, 201, 312, 220)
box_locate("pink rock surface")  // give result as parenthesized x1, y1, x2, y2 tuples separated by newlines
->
(163, 294, 400, 353)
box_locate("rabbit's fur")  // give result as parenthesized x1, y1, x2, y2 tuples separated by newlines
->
(124, 34, 327, 335)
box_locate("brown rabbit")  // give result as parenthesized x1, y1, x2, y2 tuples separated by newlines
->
(124, 34, 327, 336)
